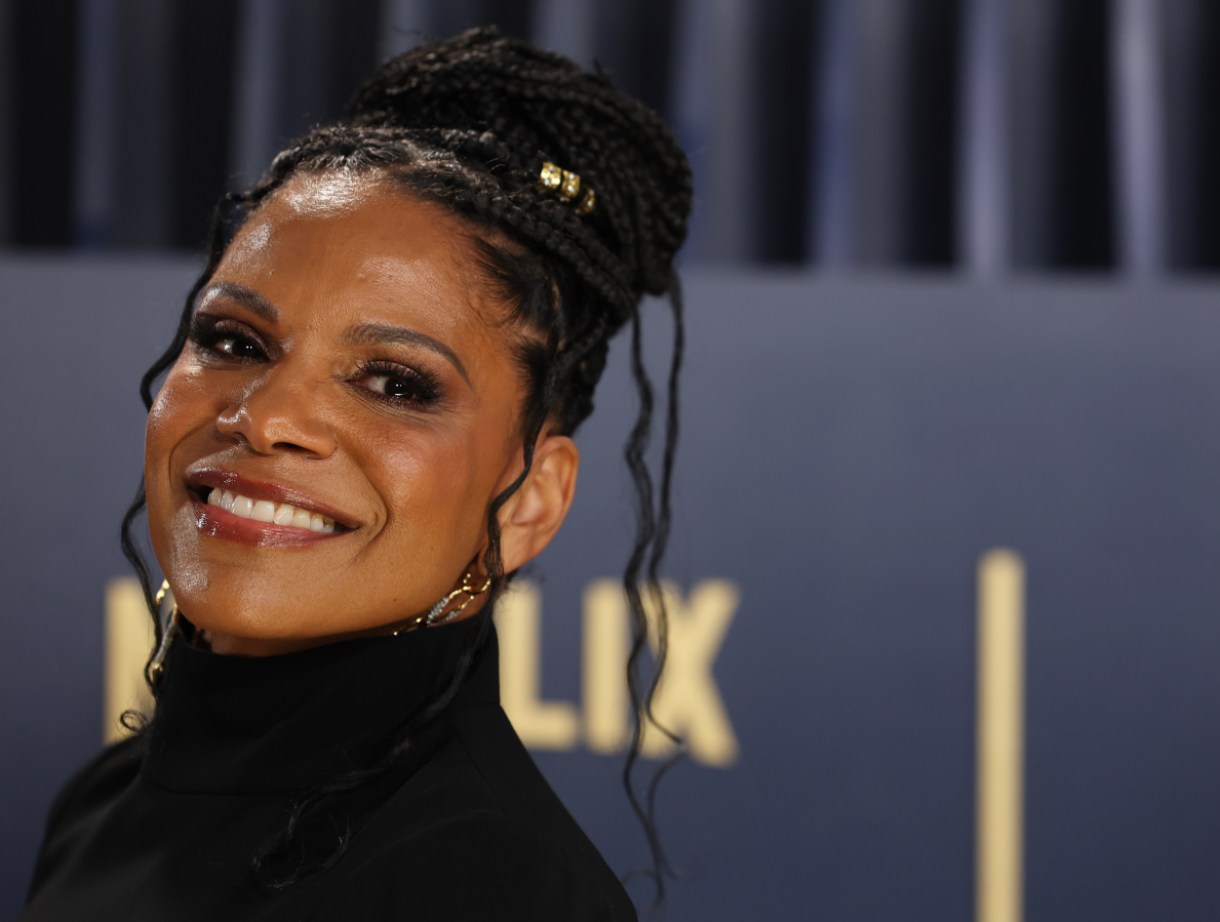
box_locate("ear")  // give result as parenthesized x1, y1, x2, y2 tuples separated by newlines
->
(496, 434, 580, 574)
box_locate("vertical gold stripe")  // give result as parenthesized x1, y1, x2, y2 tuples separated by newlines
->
(494, 582, 579, 749)
(583, 580, 628, 753)
(103, 577, 155, 744)
(976, 549, 1025, 922)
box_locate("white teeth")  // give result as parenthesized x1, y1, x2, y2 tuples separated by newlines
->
(204, 488, 338, 534)
(309, 514, 335, 534)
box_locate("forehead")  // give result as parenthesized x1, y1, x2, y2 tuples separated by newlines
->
(213, 172, 502, 339)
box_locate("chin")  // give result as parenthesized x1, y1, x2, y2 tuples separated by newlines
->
(176, 586, 407, 657)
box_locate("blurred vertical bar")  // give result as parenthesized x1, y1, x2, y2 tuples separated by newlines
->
(230, 0, 285, 191)
(812, 0, 914, 267)
(849, 0, 911, 267)
(671, 0, 757, 263)
(428, 0, 483, 36)
(810, 0, 854, 265)
(282, 0, 381, 137)
(959, 0, 1009, 276)
(1187, 1, 1220, 268)
(12, 0, 80, 246)
(1008, 0, 1055, 268)
(319, 0, 381, 117)
(112, 0, 172, 246)
(753, 0, 817, 263)
(1050, 0, 1115, 268)
(1162, 0, 1217, 270)
(591, 0, 676, 117)
(167, 2, 240, 249)
(534, 0, 595, 64)
(0, 0, 13, 245)
(379, 0, 431, 59)
(1111, 0, 1167, 276)
(428, 0, 531, 40)
(280, 0, 331, 142)
(74, 0, 117, 247)
(902, 0, 961, 266)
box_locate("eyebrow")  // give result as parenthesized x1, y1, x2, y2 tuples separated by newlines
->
(198, 282, 472, 387)
(347, 322, 472, 387)
(198, 281, 278, 322)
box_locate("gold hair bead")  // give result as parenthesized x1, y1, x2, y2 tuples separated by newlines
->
(539, 161, 563, 192)
(559, 169, 581, 201)
(539, 160, 596, 215)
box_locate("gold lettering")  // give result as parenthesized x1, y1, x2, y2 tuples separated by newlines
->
(103, 577, 154, 743)
(582, 580, 630, 753)
(495, 582, 580, 750)
(639, 580, 740, 767)
(102, 574, 740, 770)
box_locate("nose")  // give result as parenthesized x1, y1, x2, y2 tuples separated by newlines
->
(216, 362, 338, 458)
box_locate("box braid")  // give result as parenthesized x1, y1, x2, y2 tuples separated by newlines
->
(118, 25, 691, 905)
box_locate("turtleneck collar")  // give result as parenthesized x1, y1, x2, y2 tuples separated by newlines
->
(142, 616, 498, 795)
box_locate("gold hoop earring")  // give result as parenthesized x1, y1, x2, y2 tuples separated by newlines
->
(149, 579, 180, 684)
(393, 571, 493, 636)
(427, 571, 493, 626)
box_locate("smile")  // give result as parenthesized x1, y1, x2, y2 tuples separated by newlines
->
(206, 488, 337, 534)
(183, 468, 357, 547)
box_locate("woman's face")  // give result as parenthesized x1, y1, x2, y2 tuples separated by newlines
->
(145, 171, 574, 655)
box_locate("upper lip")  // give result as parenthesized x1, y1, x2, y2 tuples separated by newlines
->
(184, 467, 360, 530)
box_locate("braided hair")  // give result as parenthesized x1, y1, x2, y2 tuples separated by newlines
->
(119, 25, 692, 904)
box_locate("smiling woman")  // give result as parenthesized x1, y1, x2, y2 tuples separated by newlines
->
(147, 181, 559, 657)
(19, 26, 690, 922)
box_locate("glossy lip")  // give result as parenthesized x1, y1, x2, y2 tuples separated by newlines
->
(183, 468, 359, 548)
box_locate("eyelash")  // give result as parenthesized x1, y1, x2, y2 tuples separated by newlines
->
(186, 315, 445, 411)
(358, 360, 444, 409)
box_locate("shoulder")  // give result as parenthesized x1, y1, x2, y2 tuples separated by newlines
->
(309, 812, 637, 922)
(308, 706, 637, 921)
(41, 735, 143, 833)
(27, 735, 144, 894)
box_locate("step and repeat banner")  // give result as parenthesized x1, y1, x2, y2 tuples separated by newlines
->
(2, 261, 1218, 921)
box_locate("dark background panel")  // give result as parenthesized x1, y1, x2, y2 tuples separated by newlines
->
(2, 0, 1215, 270)
(3, 263, 1219, 920)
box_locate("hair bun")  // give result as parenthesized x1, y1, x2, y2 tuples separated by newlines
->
(344, 26, 692, 321)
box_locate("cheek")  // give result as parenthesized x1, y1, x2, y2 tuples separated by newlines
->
(147, 366, 193, 450)
(371, 437, 477, 532)
(145, 379, 183, 497)
(144, 366, 220, 516)
(362, 425, 513, 547)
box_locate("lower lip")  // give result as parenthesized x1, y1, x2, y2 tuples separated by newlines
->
(191, 498, 347, 548)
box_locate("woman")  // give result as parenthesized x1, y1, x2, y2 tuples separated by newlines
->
(20, 26, 690, 921)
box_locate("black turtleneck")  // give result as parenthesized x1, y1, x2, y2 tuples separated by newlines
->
(20, 620, 636, 921)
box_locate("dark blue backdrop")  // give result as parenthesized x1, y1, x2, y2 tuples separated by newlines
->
(2, 261, 1219, 920)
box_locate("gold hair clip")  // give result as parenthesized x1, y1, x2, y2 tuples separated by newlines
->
(539, 160, 596, 215)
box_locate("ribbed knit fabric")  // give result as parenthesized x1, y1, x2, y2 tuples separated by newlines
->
(21, 620, 636, 921)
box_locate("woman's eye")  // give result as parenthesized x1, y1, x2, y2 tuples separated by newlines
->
(188, 316, 266, 361)
(212, 333, 263, 358)
(369, 375, 415, 400)
(361, 363, 443, 408)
